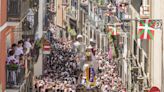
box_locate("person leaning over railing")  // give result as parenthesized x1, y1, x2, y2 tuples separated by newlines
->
(24, 38, 32, 55)
(15, 41, 24, 60)
(6, 50, 19, 86)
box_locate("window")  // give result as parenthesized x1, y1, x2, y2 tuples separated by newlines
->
(144, 56, 148, 73)
(90, 29, 92, 38)
(8, 0, 20, 16)
(131, 0, 142, 13)
(134, 40, 137, 56)
(71, 0, 77, 9)
(94, 31, 96, 40)
(139, 48, 142, 63)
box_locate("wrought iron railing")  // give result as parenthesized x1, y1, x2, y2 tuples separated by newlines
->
(6, 43, 36, 91)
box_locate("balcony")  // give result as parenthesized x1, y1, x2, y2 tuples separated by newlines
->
(7, 0, 30, 22)
(6, 56, 33, 91)
(6, 41, 40, 91)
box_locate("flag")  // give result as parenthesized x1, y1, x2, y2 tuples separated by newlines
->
(137, 19, 156, 40)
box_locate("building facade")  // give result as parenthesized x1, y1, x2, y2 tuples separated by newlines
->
(0, 0, 15, 91)
(122, 0, 164, 91)
(0, 0, 39, 91)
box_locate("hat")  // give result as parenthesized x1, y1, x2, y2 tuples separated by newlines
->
(77, 34, 83, 39)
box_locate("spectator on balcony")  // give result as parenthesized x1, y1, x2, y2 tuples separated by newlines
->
(7, 50, 18, 64)
(24, 38, 32, 55)
(15, 41, 24, 60)
(7, 50, 19, 85)
(8, 43, 17, 56)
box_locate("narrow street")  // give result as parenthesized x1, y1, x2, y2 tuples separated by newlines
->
(33, 34, 124, 91)
(1, 0, 164, 92)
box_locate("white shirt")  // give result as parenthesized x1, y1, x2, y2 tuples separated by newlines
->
(7, 56, 18, 64)
(15, 47, 24, 56)
(24, 41, 32, 49)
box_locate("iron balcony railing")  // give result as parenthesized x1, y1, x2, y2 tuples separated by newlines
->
(6, 55, 32, 88)
(6, 46, 36, 91)
(7, 0, 30, 21)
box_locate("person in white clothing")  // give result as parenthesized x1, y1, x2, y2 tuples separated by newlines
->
(7, 50, 19, 85)
(15, 41, 24, 60)
(24, 38, 32, 54)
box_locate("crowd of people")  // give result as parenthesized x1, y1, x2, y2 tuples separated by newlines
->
(96, 58, 125, 92)
(34, 38, 82, 92)
(32, 20, 126, 91)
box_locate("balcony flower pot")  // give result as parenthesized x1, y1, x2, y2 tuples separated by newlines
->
(6, 64, 18, 71)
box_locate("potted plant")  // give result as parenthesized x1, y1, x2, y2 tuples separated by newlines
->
(6, 60, 19, 71)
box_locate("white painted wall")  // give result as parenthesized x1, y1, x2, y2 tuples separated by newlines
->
(37, 0, 46, 39)
(151, 0, 162, 89)
(159, 0, 164, 92)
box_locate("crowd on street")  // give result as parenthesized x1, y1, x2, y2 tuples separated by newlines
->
(33, 22, 126, 92)
(34, 38, 81, 92)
